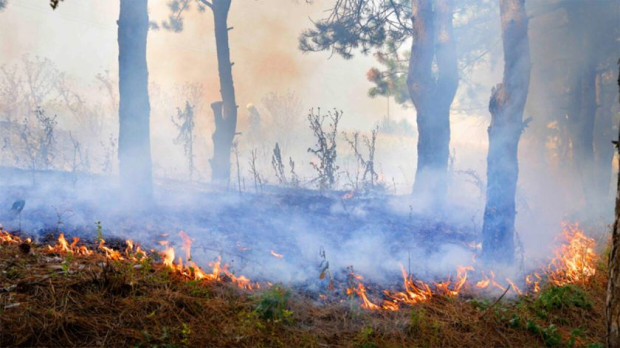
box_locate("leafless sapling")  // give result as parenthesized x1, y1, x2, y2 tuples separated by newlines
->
(171, 101, 196, 180)
(271, 142, 287, 185)
(249, 148, 264, 193)
(34, 106, 57, 170)
(343, 126, 379, 192)
(232, 139, 241, 193)
(69, 132, 84, 186)
(100, 134, 117, 174)
(307, 108, 341, 190)
(289, 157, 300, 188)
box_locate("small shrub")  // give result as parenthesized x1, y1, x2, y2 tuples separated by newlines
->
(307, 107, 341, 190)
(526, 321, 562, 347)
(535, 285, 592, 312)
(408, 307, 427, 334)
(171, 101, 196, 180)
(253, 284, 293, 323)
(356, 327, 378, 348)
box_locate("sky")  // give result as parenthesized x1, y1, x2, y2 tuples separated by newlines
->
(0, 0, 413, 130)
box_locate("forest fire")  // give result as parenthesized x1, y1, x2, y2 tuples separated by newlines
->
(546, 224, 598, 286)
(0, 224, 597, 310)
(18, 229, 258, 290)
(342, 224, 598, 311)
(0, 223, 601, 311)
(0, 0, 615, 345)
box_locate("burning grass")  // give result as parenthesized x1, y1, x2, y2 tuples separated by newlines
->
(0, 225, 607, 347)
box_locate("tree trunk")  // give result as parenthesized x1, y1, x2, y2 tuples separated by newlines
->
(481, 0, 531, 265)
(209, 0, 237, 185)
(566, 61, 597, 208)
(594, 69, 616, 209)
(606, 62, 620, 348)
(117, 0, 152, 200)
(408, 0, 458, 208)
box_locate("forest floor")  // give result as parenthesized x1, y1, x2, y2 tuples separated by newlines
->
(0, 228, 607, 348)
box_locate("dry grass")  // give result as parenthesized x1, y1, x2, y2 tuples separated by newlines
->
(0, 237, 607, 347)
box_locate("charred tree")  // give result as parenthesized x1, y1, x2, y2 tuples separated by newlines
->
(208, 0, 237, 184)
(161, 0, 238, 185)
(481, 0, 531, 265)
(408, 0, 458, 206)
(117, 0, 153, 200)
(607, 61, 620, 348)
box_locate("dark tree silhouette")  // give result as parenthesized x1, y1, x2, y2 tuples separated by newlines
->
(606, 60, 620, 348)
(118, 0, 153, 201)
(527, 1, 619, 214)
(46, 0, 154, 200)
(407, 0, 457, 205)
(481, 0, 531, 265)
(163, 0, 238, 185)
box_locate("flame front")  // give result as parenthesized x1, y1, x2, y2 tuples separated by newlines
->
(546, 223, 597, 286)
(3, 221, 600, 312)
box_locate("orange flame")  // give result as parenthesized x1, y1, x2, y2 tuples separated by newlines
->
(4, 220, 599, 312)
(47, 233, 92, 255)
(546, 223, 597, 286)
(0, 229, 21, 244)
(179, 231, 192, 261)
(270, 250, 283, 258)
(346, 271, 381, 310)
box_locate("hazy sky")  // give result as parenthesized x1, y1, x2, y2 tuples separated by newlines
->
(0, 0, 412, 130)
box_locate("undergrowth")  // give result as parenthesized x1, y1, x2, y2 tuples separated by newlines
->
(0, 237, 608, 347)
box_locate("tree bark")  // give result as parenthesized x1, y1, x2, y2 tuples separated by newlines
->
(117, 0, 152, 200)
(209, 0, 237, 185)
(594, 69, 617, 206)
(481, 0, 531, 265)
(606, 61, 620, 348)
(566, 60, 597, 207)
(408, 0, 458, 208)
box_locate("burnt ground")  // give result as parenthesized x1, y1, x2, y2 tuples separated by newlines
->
(0, 230, 608, 347)
(0, 166, 479, 291)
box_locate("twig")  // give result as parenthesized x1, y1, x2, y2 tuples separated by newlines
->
(478, 284, 511, 320)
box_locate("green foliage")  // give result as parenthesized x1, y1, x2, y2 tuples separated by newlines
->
(299, 0, 410, 59)
(409, 307, 426, 333)
(61, 253, 75, 276)
(526, 321, 562, 347)
(367, 41, 411, 107)
(180, 323, 191, 347)
(509, 314, 522, 329)
(6, 266, 23, 280)
(535, 285, 592, 312)
(468, 297, 491, 311)
(95, 221, 103, 244)
(136, 326, 179, 348)
(356, 327, 378, 348)
(567, 328, 585, 348)
(185, 280, 211, 298)
(253, 285, 293, 323)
